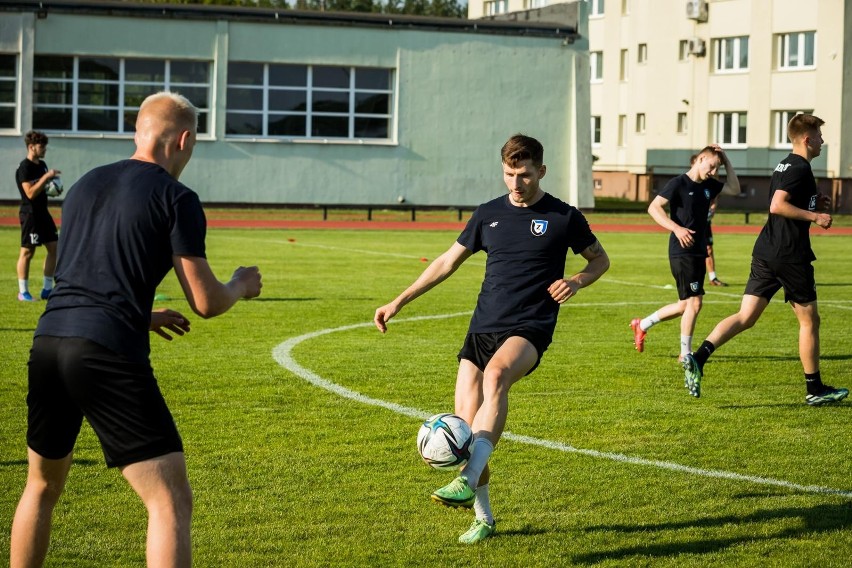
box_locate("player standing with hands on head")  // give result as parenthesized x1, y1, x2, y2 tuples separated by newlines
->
(374, 134, 610, 544)
(14, 130, 61, 301)
(629, 144, 740, 361)
(10, 92, 262, 568)
(682, 114, 847, 404)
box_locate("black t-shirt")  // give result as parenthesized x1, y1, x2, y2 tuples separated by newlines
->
(36, 160, 207, 362)
(658, 174, 724, 257)
(457, 192, 597, 337)
(752, 154, 817, 264)
(15, 158, 50, 216)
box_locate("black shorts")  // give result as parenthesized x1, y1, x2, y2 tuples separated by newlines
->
(744, 257, 816, 304)
(669, 255, 706, 300)
(457, 328, 551, 376)
(27, 336, 183, 468)
(19, 210, 58, 248)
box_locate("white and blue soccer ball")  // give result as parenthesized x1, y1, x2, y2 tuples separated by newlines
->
(45, 177, 63, 197)
(417, 413, 473, 470)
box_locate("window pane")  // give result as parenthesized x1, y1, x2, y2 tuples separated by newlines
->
(0, 54, 15, 76)
(79, 57, 119, 81)
(269, 89, 307, 112)
(269, 64, 307, 87)
(125, 59, 165, 83)
(226, 112, 263, 135)
(170, 60, 209, 83)
(312, 90, 349, 113)
(789, 36, 799, 66)
(724, 41, 733, 68)
(313, 66, 349, 89)
(124, 110, 138, 133)
(0, 82, 15, 104)
(311, 115, 348, 137)
(804, 32, 815, 65)
(34, 56, 74, 79)
(78, 82, 119, 106)
(0, 107, 13, 128)
(355, 68, 389, 90)
(78, 108, 118, 131)
(227, 87, 263, 111)
(739, 38, 749, 68)
(124, 85, 156, 108)
(269, 114, 306, 136)
(737, 114, 747, 142)
(33, 107, 72, 130)
(34, 81, 73, 105)
(355, 92, 388, 114)
(177, 86, 208, 109)
(197, 112, 207, 134)
(228, 62, 264, 86)
(354, 117, 388, 139)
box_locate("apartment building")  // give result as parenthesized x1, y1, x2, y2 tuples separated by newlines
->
(475, 0, 852, 212)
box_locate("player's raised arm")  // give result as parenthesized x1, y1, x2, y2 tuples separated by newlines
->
(374, 241, 472, 333)
(172, 255, 262, 319)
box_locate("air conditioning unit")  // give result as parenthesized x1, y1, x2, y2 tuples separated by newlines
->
(686, 0, 708, 22)
(688, 37, 706, 56)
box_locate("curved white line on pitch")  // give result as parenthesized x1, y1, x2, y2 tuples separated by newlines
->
(271, 313, 852, 499)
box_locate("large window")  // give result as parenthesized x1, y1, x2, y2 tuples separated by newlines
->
(778, 31, 816, 69)
(226, 63, 393, 140)
(590, 0, 605, 17)
(677, 112, 688, 134)
(33, 56, 211, 134)
(714, 36, 749, 72)
(712, 112, 747, 147)
(590, 51, 603, 82)
(0, 53, 16, 130)
(773, 110, 812, 147)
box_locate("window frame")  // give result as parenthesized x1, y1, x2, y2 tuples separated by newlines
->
(713, 36, 749, 73)
(225, 62, 394, 142)
(591, 115, 601, 146)
(32, 55, 212, 136)
(677, 112, 688, 134)
(0, 53, 18, 131)
(777, 31, 816, 70)
(635, 112, 645, 134)
(637, 43, 647, 64)
(712, 111, 748, 148)
(590, 51, 604, 82)
(619, 49, 629, 81)
(590, 0, 605, 17)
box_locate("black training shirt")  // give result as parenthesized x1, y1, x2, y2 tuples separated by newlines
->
(752, 153, 818, 264)
(658, 174, 724, 257)
(457, 192, 596, 337)
(36, 160, 207, 362)
(16, 158, 50, 216)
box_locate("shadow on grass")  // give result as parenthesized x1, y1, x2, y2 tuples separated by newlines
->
(574, 502, 852, 564)
(250, 297, 319, 302)
(0, 458, 100, 467)
(0, 328, 37, 332)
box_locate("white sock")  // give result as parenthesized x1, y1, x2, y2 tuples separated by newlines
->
(462, 437, 494, 491)
(18, 279, 28, 294)
(709, 271, 717, 281)
(473, 484, 494, 525)
(680, 335, 692, 356)
(640, 311, 661, 331)
(43, 276, 54, 290)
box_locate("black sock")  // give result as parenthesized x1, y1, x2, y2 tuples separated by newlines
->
(805, 372, 823, 394)
(693, 341, 715, 368)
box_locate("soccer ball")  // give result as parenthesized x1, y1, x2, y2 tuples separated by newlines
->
(417, 413, 473, 470)
(45, 177, 63, 197)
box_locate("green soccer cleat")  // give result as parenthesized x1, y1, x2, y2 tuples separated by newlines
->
(805, 385, 849, 406)
(431, 475, 475, 509)
(458, 518, 495, 544)
(682, 353, 703, 398)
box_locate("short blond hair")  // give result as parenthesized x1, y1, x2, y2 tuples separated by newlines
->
(138, 91, 198, 132)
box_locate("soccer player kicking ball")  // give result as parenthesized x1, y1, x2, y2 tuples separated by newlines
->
(374, 134, 610, 544)
(682, 114, 847, 405)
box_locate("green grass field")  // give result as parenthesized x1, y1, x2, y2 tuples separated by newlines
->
(1, 224, 850, 567)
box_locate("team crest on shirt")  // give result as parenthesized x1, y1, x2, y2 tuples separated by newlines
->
(808, 195, 817, 211)
(704, 189, 711, 200)
(690, 281, 700, 292)
(530, 219, 548, 236)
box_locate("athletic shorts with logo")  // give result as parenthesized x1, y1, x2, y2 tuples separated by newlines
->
(19, 210, 58, 248)
(27, 336, 183, 468)
(744, 257, 816, 304)
(669, 255, 706, 300)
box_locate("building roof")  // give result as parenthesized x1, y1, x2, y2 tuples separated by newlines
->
(1, 0, 578, 40)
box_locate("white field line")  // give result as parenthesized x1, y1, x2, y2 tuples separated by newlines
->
(271, 313, 852, 499)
